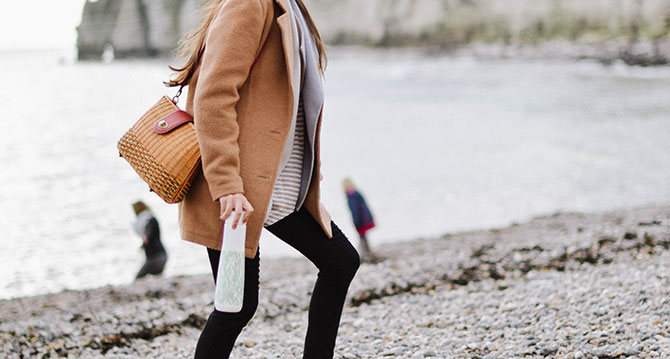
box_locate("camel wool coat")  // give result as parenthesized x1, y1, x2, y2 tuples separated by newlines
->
(177, 0, 333, 258)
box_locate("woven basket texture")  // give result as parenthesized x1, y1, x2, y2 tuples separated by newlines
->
(118, 96, 200, 203)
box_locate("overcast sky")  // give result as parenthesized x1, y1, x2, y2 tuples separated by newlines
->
(0, 0, 87, 50)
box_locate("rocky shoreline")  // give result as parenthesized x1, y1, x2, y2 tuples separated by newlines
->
(439, 40, 670, 67)
(1, 206, 668, 358)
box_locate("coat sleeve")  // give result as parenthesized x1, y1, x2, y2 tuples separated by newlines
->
(347, 192, 363, 228)
(144, 217, 160, 244)
(360, 194, 374, 223)
(193, 0, 267, 201)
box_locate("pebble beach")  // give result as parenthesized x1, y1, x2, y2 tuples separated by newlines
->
(1, 205, 668, 359)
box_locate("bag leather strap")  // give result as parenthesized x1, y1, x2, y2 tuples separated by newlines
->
(153, 109, 193, 134)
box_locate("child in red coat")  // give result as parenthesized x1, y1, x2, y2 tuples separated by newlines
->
(342, 178, 376, 261)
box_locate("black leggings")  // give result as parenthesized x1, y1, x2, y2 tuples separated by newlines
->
(194, 207, 360, 359)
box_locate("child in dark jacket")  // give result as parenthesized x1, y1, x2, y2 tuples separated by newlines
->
(132, 201, 167, 279)
(342, 178, 376, 261)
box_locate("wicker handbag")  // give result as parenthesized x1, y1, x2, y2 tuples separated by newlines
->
(117, 88, 200, 204)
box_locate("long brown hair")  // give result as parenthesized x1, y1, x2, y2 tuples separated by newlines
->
(166, 0, 327, 88)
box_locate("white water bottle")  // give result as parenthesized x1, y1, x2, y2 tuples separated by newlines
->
(214, 211, 246, 312)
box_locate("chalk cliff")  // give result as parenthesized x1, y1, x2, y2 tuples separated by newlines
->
(77, 0, 670, 63)
(77, 0, 201, 59)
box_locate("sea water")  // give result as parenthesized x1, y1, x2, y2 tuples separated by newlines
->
(1, 48, 669, 299)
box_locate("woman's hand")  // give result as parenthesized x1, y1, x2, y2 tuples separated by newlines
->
(219, 193, 254, 229)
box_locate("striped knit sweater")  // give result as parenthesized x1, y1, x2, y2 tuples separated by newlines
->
(264, 98, 306, 226)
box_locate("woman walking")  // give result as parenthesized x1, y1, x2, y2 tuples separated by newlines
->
(167, 0, 360, 358)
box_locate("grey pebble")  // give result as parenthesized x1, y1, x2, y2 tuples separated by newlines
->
(1, 207, 669, 359)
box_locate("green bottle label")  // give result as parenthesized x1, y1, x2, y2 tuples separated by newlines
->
(215, 250, 245, 311)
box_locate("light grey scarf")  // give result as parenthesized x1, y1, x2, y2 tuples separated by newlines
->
(133, 210, 152, 236)
(288, 0, 324, 209)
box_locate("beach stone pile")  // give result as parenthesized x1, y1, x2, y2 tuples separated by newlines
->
(238, 251, 670, 359)
(0, 206, 668, 358)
